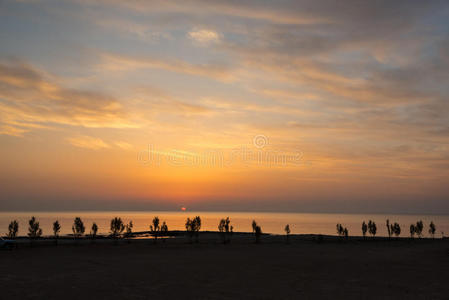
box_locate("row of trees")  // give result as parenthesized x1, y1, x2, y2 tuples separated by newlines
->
(360, 220, 437, 239)
(5, 216, 174, 241)
(6, 216, 440, 241)
(7, 217, 128, 241)
(6, 216, 265, 244)
(336, 224, 349, 239)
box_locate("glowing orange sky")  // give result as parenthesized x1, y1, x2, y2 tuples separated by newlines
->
(1, 0, 449, 213)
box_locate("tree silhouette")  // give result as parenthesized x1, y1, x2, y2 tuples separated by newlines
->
(110, 217, 125, 238)
(218, 217, 232, 244)
(72, 217, 85, 239)
(415, 220, 424, 238)
(284, 224, 290, 244)
(410, 224, 415, 238)
(150, 216, 161, 243)
(28, 216, 43, 240)
(336, 224, 348, 240)
(194, 216, 201, 243)
(161, 221, 168, 233)
(362, 221, 368, 239)
(368, 220, 377, 238)
(91, 223, 98, 239)
(7, 220, 19, 239)
(161, 221, 168, 242)
(391, 222, 401, 239)
(386, 219, 391, 239)
(252, 220, 257, 233)
(124, 221, 133, 243)
(218, 218, 225, 243)
(53, 220, 61, 245)
(428, 221, 436, 239)
(255, 225, 262, 244)
(185, 218, 193, 242)
(336, 224, 344, 237)
(185, 216, 201, 243)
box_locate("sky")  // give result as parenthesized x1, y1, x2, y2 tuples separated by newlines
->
(1, 0, 449, 213)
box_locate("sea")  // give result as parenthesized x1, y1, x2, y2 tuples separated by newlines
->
(1, 211, 448, 238)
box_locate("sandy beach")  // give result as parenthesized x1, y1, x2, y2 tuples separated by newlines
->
(1, 234, 448, 299)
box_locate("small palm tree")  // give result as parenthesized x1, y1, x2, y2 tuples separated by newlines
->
(91, 223, 98, 239)
(252, 220, 257, 233)
(218, 217, 232, 244)
(28, 216, 43, 239)
(410, 224, 416, 238)
(284, 224, 290, 243)
(185, 218, 193, 242)
(7, 220, 19, 239)
(336, 224, 348, 240)
(368, 220, 377, 238)
(161, 221, 168, 242)
(255, 225, 262, 244)
(218, 218, 226, 243)
(161, 221, 168, 233)
(72, 217, 85, 239)
(391, 222, 401, 239)
(428, 221, 436, 239)
(124, 221, 133, 243)
(150, 216, 161, 243)
(362, 221, 367, 239)
(53, 220, 61, 245)
(415, 220, 424, 238)
(336, 224, 344, 237)
(110, 217, 125, 238)
(194, 216, 202, 242)
(185, 216, 201, 243)
(386, 219, 391, 239)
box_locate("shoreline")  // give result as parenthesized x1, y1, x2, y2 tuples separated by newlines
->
(3, 231, 447, 247)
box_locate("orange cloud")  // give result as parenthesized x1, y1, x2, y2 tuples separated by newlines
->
(0, 60, 137, 136)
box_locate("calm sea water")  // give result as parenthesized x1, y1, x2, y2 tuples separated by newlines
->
(1, 211, 448, 238)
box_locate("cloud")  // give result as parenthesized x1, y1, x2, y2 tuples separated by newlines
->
(66, 136, 134, 151)
(66, 135, 110, 150)
(95, 17, 172, 43)
(0, 59, 137, 136)
(188, 29, 221, 45)
(130, 87, 213, 117)
(0, 125, 28, 137)
(99, 53, 234, 82)
(114, 141, 133, 150)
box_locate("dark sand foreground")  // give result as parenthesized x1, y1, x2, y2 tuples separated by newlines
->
(1, 234, 448, 299)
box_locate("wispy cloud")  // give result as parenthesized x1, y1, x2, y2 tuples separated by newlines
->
(99, 53, 235, 82)
(95, 17, 172, 43)
(188, 29, 221, 45)
(80, 0, 331, 25)
(0, 59, 137, 136)
(114, 141, 133, 150)
(66, 135, 110, 150)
